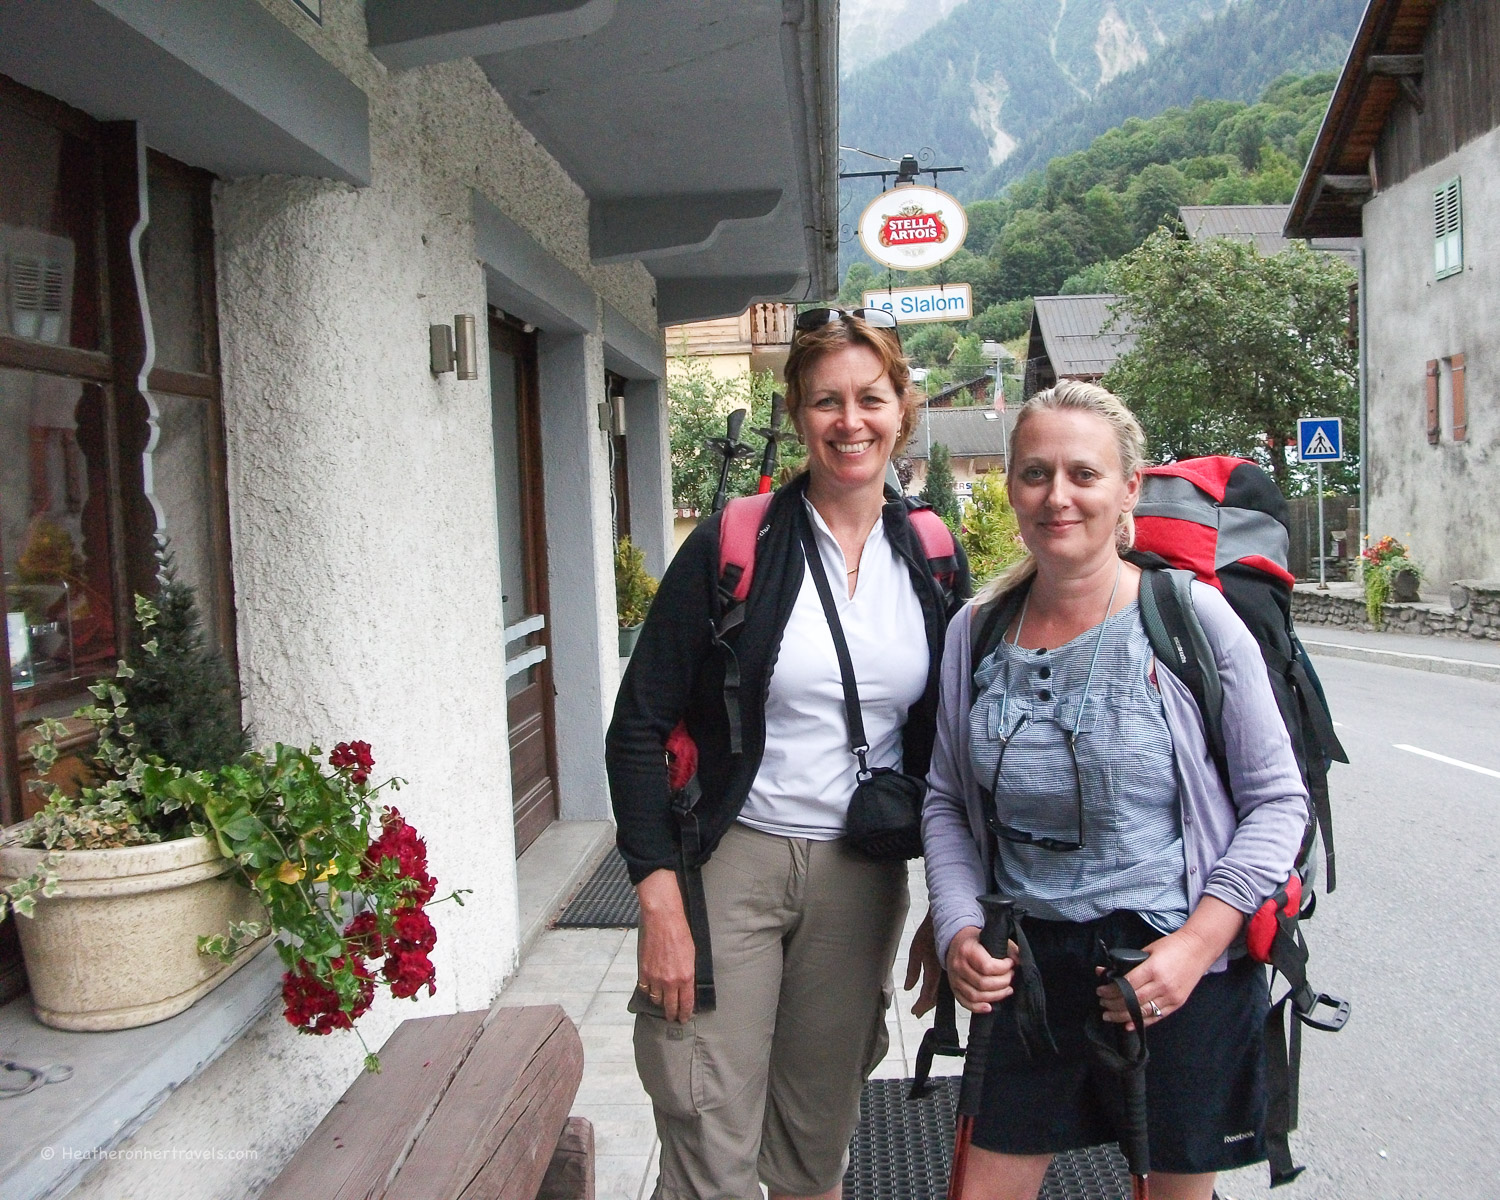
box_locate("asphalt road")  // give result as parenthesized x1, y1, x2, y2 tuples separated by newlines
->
(1216, 653, 1500, 1200)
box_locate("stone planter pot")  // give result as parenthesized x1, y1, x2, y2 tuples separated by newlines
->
(0, 833, 269, 1031)
(618, 623, 643, 657)
(1391, 569, 1421, 603)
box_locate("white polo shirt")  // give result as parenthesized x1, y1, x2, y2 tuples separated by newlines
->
(738, 500, 930, 840)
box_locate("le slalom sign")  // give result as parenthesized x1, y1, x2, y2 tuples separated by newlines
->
(862, 283, 973, 324)
(857, 184, 968, 272)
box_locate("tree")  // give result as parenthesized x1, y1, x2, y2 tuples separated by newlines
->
(839, 261, 880, 307)
(950, 333, 990, 375)
(904, 324, 960, 368)
(959, 472, 1027, 586)
(1060, 260, 1115, 295)
(920, 443, 961, 530)
(1104, 230, 1359, 494)
(994, 209, 1083, 301)
(969, 299, 1032, 343)
(1123, 163, 1193, 242)
(667, 359, 805, 512)
(123, 544, 248, 771)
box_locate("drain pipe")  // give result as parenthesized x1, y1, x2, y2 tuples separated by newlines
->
(1357, 242, 1368, 541)
(781, 0, 839, 301)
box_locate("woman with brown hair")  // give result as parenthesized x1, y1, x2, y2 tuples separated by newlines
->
(923, 381, 1309, 1200)
(607, 308, 968, 1200)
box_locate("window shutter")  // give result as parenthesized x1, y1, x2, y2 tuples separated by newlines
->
(1434, 179, 1463, 278)
(1426, 359, 1441, 444)
(1451, 353, 1467, 442)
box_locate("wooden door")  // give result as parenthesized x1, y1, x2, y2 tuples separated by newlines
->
(491, 317, 558, 855)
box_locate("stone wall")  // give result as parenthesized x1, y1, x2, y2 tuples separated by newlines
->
(1293, 581, 1500, 640)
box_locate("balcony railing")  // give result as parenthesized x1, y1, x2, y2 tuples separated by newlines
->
(750, 303, 794, 348)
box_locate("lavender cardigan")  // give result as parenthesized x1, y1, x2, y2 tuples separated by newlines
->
(922, 580, 1308, 972)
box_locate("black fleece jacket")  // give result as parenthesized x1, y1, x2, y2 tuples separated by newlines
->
(605, 475, 971, 885)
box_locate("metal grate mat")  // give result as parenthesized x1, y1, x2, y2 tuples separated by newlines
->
(553, 848, 640, 928)
(845, 1077, 1133, 1200)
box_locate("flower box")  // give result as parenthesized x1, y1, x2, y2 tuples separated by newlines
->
(0, 833, 268, 1031)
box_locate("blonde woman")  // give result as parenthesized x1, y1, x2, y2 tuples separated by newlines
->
(922, 382, 1308, 1200)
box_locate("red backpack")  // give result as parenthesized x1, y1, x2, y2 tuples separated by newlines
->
(1132, 456, 1350, 1187)
(715, 490, 959, 610)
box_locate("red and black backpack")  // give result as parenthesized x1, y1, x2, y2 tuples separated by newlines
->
(1132, 456, 1351, 1187)
(954, 456, 1350, 1184)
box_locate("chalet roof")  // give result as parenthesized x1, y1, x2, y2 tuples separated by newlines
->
(1181, 205, 1294, 255)
(1285, 0, 1442, 239)
(907, 406, 1017, 460)
(1181, 205, 1363, 267)
(1028, 295, 1137, 380)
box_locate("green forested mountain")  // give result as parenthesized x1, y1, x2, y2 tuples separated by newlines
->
(840, 0, 1225, 185)
(973, 0, 1366, 193)
(838, 0, 1360, 216)
(841, 72, 1339, 358)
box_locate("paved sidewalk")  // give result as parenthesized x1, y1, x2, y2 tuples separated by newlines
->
(1299, 622, 1500, 682)
(493, 863, 964, 1200)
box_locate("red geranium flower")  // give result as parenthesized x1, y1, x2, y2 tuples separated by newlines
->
(343, 911, 384, 959)
(282, 957, 375, 1034)
(331, 740, 376, 785)
(383, 949, 437, 999)
(363, 808, 437, 905)
(391, 907, 437, 954)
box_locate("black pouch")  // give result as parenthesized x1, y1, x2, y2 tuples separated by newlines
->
(798, 515, 927, 862)
(847, 766, 926, 861)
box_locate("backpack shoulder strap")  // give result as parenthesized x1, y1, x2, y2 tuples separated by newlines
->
(905, 503, 959, 592)
(717, 491, 775, 607)
(711, 491, 775, 757)
(967, 583, 1030, 708)
(1138, 568, 1231, 793)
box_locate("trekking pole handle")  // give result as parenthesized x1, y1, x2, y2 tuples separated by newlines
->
(976, 894, 1016, 961)
(1106, 948, 1149, 979)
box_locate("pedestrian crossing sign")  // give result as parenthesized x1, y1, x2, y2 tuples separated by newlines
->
(1297, 417, 1343, 462)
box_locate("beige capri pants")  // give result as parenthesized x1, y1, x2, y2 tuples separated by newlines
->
(633, 822, 909, 1199)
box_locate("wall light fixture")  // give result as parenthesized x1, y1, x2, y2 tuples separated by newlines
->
(430, 314, 478, 380)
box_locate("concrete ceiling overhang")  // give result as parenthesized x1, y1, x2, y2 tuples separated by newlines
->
(0, 0, 369, 185)
(367, 0, 840, 325)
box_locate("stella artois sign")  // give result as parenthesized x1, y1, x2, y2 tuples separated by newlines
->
(857, 184, 968, 271)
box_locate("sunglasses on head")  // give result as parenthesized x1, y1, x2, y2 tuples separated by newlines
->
(793, 306, 900, 334)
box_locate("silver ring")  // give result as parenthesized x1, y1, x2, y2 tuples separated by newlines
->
(1146, 1000, 1161, 1019)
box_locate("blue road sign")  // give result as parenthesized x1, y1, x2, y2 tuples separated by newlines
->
(1297, 417, 1343, 462)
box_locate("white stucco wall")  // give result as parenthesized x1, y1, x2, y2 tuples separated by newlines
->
(64, 7, 659, 1198)
(1364, 123, 1500, 586)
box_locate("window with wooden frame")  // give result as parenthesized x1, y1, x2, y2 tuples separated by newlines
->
(0, 75, 236, 838)
(1434, 177, 1463, 280)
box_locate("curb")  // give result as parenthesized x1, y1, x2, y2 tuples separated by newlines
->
(1301, 639, 1500, 685)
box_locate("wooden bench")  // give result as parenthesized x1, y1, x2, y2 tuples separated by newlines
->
(264, 1005, 592, 1200)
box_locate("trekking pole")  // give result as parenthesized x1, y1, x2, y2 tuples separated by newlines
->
(752, 392, 794, 494)
(707, 408, 754, 513)
(947, 894, 1016, 1200)
(1097, 947, 1152, 1200)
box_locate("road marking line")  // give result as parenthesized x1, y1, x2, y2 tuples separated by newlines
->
(1394, 744, 1500, 780)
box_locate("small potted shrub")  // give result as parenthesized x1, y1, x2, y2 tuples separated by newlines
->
(615, 536, 659, 657)
(1, 558, 462, 1065)
(1359, 535, 1424, 626)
